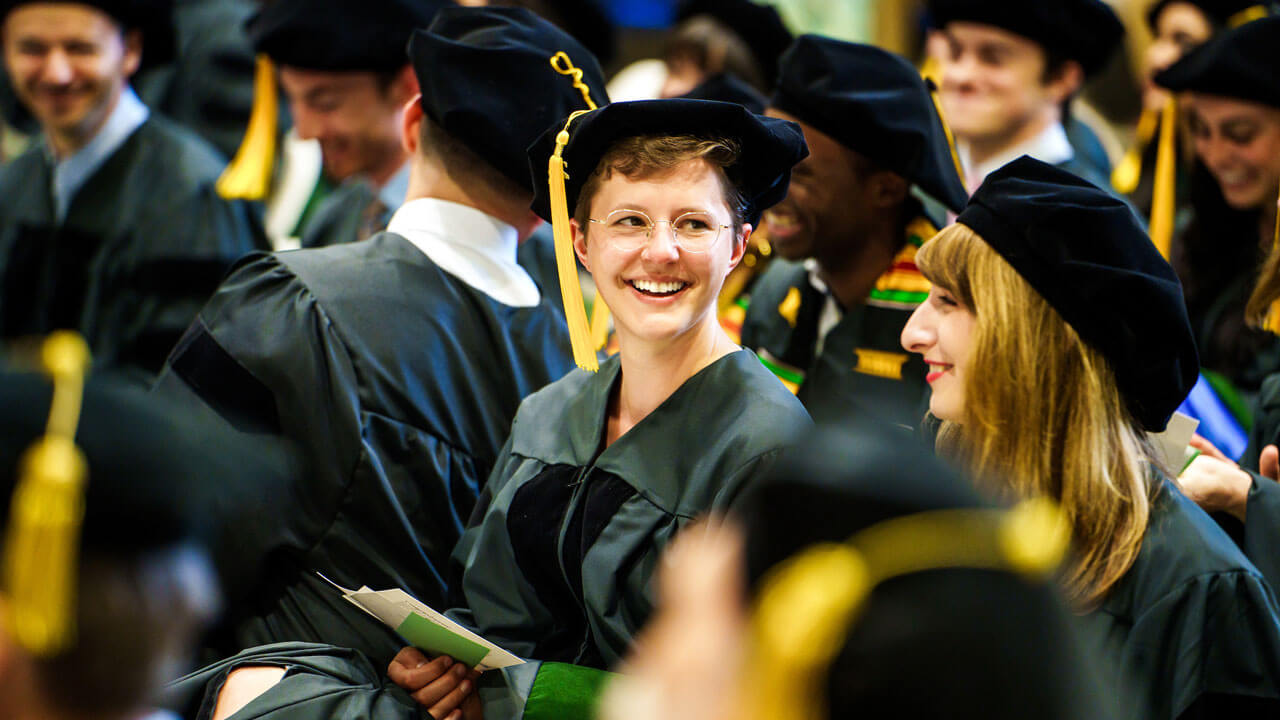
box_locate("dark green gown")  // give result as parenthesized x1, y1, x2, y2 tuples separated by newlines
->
(165, 642, 423, 719)
(1077, 480, 1280, 719)
(0, 116, 266, 376)
(153, 230, 576, 670)
(446, 350, 810, 716)
(739, 227, 932, 428)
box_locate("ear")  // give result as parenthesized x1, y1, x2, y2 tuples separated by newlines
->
(571, 218, 591, 272)
(121, 28, 142, 78)
(1044, 60, 1083, 105)
(393, 63, 420, 105)
(726, 223, 751, 275)
(869, 171, 910, 210)
(401, 94, 423, 154)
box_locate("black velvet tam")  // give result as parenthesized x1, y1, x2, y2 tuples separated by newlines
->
(957, 156, 1198, 431)
(412, 6, 609, 193)
(528, 98, 808, 226)
(1146, 0, 1268, 31)
(927, 0, 1125, 77)
(1155, 15, 1280, 109)
(771, 34, 968, 213)
(676, 0, 793, 88)
(737, 424, 1121, 720)
(0, 370, 291, 555)
(247, 0, 448, 72)
(0, 0, 175, 66)
(680, 72, 767, 114)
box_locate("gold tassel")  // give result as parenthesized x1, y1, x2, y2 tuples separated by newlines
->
(1266, 187, 1280, 335)
(1148, 96, 1178, 259)
(589, 296, 611, 352)
(1112, 108, 1159, 194)
(924, 77, 966, 191)
(546, 52, 603, 370)
(217, 55, 279, 200)
(1228, 5, 1271, 28)
(549, 111, 598, 371)
(3, 331, 91, 657)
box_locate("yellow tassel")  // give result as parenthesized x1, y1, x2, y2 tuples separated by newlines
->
(924, 77, 966, 190)
(1266, 187, 1280, 335)
(217, 55, 278, 201)
(545, 52, 603, 369)
(1148, 96, 1178, 259)
(1112, 108, 1159, 194)
(1228, 5, 1271, 28)
(3, 331, 91, 658)
(549, 112, 598, 372)
(589, 296, 611, 351)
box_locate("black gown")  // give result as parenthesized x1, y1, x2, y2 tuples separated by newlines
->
(1077, 480, 1280, 719)
(0, 116, 266, 376)
(153, 230, 576, 669)
(739, 220, 933, 428)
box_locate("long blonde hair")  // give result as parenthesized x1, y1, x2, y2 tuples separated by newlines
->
(916, 224, 1155, 608)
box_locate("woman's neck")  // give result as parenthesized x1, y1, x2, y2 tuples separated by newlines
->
(607, 318, 738, 446)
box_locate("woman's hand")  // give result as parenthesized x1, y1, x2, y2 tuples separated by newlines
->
(387, 647, 481, 720)
(1179, 435, 1253, 521)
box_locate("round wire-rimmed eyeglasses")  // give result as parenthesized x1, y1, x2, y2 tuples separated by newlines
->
(588, 208, 731, 253)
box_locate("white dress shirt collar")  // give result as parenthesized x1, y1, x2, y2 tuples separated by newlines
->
(50, 85, 149, 223)
(960, 121, 1074, 194)
(387, 197, 540, 308)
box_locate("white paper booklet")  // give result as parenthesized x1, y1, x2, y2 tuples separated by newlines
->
(318, 573, 524, 671)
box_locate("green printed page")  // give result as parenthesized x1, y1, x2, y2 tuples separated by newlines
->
(396, 613, 489, 667)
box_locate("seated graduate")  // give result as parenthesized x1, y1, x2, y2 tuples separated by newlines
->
(0, 0, 266, 379)
(152, 6, 609, 669)
(0, 332, 282, 720)
(599, 424, 1124, 720)
(899, 156, 1280, 719)
(386, 98, 811, 719)
(1151, 14, 1280, 411)
(738, 35, 968, 428)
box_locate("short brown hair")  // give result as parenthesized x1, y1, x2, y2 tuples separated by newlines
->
(417, 111, 531, 203)
(572, 134, 749, 238)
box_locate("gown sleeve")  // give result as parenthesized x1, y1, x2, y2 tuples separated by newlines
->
(1127, 569, 1280, 719)
(164, 642, 425, 720)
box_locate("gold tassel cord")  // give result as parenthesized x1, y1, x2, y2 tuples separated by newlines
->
(1148, 96, 1178, 259)
(1228, 5, 1272, 28)
(3, 331, 91, 658)
(1266, 186, 1280, 335)
(925, 77, 966, 191)
(744, 498, 1069, 720)
(1112, 108, 1159, 194)
(547, 52, 606, 366)
(217, 55, 279, 201)
(549, 110, 599, 371)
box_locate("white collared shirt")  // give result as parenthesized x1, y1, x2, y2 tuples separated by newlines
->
(959, 121, 1074, 195)
(387, 198, 540, 308)
(50, 85, 150, 223)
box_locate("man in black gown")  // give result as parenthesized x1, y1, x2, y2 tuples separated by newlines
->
(153, 6, 609, 670)
(0, 0, 265, 379)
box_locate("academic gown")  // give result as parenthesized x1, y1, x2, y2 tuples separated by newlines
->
(738, 221, 933, 428)
(1076, 480, 1280, 720)
(0, 116, 265, 377)
(164, 642, 423, 720)
(448, 350, 811, 716)
(153, 230, 576, 670)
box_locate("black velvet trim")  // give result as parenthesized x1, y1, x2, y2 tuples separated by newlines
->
(507, 463, 581, 662)
(167, 319, 281, 434)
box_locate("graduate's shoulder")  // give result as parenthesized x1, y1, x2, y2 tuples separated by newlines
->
(1107, 481, 1275, 619)
(743, 258, 809, 316)
(125, 114, 232, 187)
(707, 348, 812, 444)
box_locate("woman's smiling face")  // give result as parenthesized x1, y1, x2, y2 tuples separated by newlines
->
(900, 284, 976, 422)
(573, 158, 748, 347)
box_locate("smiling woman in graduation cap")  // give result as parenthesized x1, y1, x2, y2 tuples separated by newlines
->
(900, 156, 1280, 719)
(400, 98, 810, 720)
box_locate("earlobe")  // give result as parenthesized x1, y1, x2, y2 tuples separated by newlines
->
(726, 224, 751, 273)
